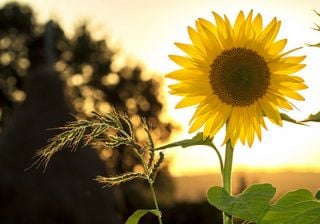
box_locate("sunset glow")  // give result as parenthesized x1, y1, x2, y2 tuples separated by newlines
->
(6, 0, 320, 176)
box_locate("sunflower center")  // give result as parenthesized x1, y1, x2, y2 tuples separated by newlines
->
(210, 47, 270, 106)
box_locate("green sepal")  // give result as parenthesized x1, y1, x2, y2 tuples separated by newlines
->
(303, 111, 320, 122)
(260, 189, 320, 224)
(207, 183, 276, 223)
(280, 113, 306, 125)
(156, 132, 213, 150)
(125, 209, 161, 224)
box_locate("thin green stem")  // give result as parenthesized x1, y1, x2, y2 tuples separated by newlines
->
(149, 180, 163, 224)
(137, 152, 163, 224)
(210, 142, 224, 174)
(223, 140, 234, 224)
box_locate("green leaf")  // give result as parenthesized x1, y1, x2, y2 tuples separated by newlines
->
(307, 42, 320, 47)
(303, 111, 320, 122)
(125, 209, 161, 224)
(312, 23, 320, 32)
(156, 132, 213, 150)
(315, 189, 320, 200)
(207, 183, 276, 223)
(280, 113, 306, 125)
(260, 189, 320, 224)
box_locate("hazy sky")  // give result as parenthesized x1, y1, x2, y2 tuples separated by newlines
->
(4, 0, 320, 176)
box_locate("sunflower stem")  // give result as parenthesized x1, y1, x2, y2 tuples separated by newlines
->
(222, 140, 234, 224)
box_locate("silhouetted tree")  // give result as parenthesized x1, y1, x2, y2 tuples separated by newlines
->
(0, 3, 122, 223)
(0, 1, 174, 223)
(0, 2, 34, 132)
(61, 23, 175, 221)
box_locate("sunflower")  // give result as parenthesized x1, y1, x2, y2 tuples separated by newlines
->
(166, 10, 307, 147)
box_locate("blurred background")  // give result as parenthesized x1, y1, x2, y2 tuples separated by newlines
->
(0, 0, 320, 223)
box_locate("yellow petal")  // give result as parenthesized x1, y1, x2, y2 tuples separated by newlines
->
(190, 96, 220, 121)
(268, 39, 287, 55)
(234, 11, 245, 35)
(165, 69, 203, 80)
(258, 98, 282, 125)
(176, 96, 205, 108)
(212, 11, 226, 35)
(175, 42, 205, 59)
(189, 113, 209, 133)
(279, 89, 305, 100)
(281, 56, 306, 64)
(169, 55, 195, 68)
(252, 13, 263, 35)
(198, 18, 217, 35)
(198, 23, 222, 59)
(169, 82, 211, 96)
(187, 26, 205, 52)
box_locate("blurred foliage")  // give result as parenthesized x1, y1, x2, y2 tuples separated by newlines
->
(0, 2, 34, 130)
(0, 1, 175, 222)
(0, 2, 174, 170)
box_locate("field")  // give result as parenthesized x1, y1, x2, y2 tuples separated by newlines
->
(173, 171, 320, 201)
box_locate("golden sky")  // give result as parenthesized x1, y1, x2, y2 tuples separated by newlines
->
(4, 0, 320, 176)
